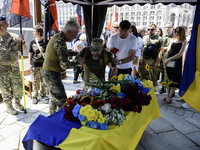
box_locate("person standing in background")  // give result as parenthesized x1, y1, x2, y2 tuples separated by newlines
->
(159, 23, 174, 93)
(29, 25, 48, 104)
(72, 33, 86, 84)
(163, 26, 187, 104)
(180, 23, 193, 108)
(130, 25, 143, 77)
(109, 20, 137, 75)
(139, 23, 163, 87)
(0, 16, 27, 115)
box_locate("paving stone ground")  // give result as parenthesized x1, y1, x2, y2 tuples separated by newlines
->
(0, 68, 199, 150)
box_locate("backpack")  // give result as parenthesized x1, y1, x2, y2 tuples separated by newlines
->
(143, 36, 158, 59)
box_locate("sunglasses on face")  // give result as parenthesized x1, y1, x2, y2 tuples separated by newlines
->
(148, 29, 155, 31)
(114, 27, 119, 29)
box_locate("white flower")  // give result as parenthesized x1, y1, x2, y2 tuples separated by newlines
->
(99, 103, 112, 112)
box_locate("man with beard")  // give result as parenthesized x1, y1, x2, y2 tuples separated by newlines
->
(75, 38, 117, 87)
(139, 23, 163, 87)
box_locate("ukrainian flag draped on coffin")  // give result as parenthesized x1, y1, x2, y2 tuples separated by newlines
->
(179, 0, 200, 112)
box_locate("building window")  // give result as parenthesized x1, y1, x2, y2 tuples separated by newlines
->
(157, 16, 162, 20)
(143, 22, 147, 26)
(126, 12, 129, 16)
(143, 11, 147, 15)
(131, 17, 135, 20)
(137, 17, 141, 20)
(157, 5, 162, 8)
(157, 11, 162, 15)
(150, 11, 155, 15)
(131, 12, 135, 15)
(125, 17, 129, 20)
(151, 6, 155, 9)
(150, 16, 154, 20)
(137, 12, 141, 15)
(125, 6, 129, 10)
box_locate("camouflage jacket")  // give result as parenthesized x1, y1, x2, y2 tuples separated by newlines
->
(0, 33, 20, 74)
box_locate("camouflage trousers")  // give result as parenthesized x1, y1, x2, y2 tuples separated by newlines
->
(0, 66, 23, 103)
(139, 58, 157, 86)
(31, 67, 46, 98)
(42, 70, 67, 115)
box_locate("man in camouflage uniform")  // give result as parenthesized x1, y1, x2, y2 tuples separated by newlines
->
(0, 16, 27, 115)
(159, 22, 174, 93)
(76, 38, 117, 88)
(43, 20, 79, 115)
(29, 25, 48, 104)
(139, 23, 163, 87)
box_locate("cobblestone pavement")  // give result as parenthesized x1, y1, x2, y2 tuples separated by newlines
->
(0, 68, 199, 150)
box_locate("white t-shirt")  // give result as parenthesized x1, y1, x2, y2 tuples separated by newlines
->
(109, 33, 137, 69)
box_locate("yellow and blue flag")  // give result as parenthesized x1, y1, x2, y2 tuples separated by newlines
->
(179, 0, 200, 112)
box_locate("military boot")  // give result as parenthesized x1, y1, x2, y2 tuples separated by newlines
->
(5, 101, 18, 115)
(14, 100, 24, 111)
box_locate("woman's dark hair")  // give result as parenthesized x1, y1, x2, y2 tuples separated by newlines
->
(174, 26, 186, 41)
(130, 25, 138, 37)
(158, 28, 163, 37)
(33, 25, 43, 36)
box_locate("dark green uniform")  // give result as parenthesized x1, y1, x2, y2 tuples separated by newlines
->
(139, 34, 163, 86)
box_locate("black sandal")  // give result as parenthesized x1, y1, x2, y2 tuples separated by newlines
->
(164, 97, 173, 104)
(163, 97, 168, 101)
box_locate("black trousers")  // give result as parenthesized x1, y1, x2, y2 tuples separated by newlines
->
(117, 68, 132, 75)
(73, 66, 83, 81)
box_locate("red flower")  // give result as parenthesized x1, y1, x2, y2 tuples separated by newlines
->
(97, 99, 105, 107)
(76, 89, 81, 95)
(110, 48, 119, 55)
(81, 102, 87, 106)
(92, 101, 99, 108)
(111, 103, 118, 109)
(132, 106, 138, 112)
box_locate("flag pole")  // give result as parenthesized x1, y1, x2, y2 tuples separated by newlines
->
(20, 16, 27, 113)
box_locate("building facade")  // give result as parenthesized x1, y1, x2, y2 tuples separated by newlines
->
(56, 2, 195, 31)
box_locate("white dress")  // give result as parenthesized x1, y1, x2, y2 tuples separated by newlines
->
(132, 36, 143, 71)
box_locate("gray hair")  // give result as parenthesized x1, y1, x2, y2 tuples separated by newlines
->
(63, 20, 80, 33)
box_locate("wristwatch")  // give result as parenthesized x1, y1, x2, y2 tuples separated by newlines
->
(119, 60, 122, 64)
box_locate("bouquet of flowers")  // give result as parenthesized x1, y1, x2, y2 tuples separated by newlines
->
(64, 74, 152, 130)
(160, 70, 178, 90)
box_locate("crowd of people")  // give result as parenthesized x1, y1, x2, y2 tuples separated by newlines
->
(0, 14, 193, 115)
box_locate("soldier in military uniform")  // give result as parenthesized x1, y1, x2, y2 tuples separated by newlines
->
(139, 23, 163, 87)
(0, 16, 27, 115)
(75, 38, 117, 88)
(43, 20, 79, 115)
(159, 22, 174, 93)
(29, 25, 48, 104)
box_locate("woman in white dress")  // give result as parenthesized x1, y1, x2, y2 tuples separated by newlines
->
(130, 25, 143, 77)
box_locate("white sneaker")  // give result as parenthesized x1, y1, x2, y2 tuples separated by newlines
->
(181, 103, 191, 109)
(176, 97, 183, 101)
